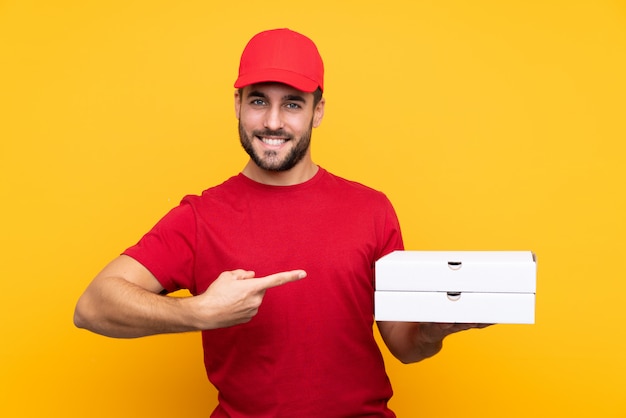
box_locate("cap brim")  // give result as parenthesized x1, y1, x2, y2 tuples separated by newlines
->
(234, 68, 319, 93)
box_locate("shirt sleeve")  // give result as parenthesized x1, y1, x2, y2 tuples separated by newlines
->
(378, 194, 405, 260)
(123, 200, 197, 294)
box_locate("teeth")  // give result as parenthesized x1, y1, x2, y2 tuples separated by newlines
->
(261, 137, 286, 146)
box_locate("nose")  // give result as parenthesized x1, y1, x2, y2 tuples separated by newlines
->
(263, 105, 284, 131)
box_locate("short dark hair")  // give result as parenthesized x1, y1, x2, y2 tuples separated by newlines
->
(311, 87, 323, 107)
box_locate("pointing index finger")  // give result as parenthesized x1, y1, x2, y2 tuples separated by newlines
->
(254, 270, 307, 290)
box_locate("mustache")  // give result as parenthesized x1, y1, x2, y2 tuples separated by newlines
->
(252, 129, 294, 140)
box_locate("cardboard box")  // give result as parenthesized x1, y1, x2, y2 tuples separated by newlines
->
(375, 251, 536, 324)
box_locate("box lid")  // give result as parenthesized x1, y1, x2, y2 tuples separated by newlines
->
(375, 250, 536, 293)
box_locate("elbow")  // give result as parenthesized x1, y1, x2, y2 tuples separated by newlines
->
(397, 355, 419, 365)
(392, 350, 427, 365)
(73, 297, 116, 337)
(388, 340, 444, 364)
(73, 276, 113, 334)
(395, 351, 434, 364)
(73, 296, 90, 330)
(400, 341, 444, 364)
(73, 293, 100, 332)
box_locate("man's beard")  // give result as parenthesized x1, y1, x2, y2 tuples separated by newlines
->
(238, 121, 313, 172)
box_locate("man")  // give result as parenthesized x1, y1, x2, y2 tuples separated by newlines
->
(74, 28, 484, 417)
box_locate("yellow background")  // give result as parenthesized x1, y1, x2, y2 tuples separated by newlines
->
(1, 1, 625, 416)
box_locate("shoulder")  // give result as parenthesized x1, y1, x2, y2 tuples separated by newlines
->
(321, 169, 390, 203)
(181, 175, 243, 206)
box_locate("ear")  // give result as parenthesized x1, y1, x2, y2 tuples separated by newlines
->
(312, 97, 325, 128)
(234, 89, 241, 119)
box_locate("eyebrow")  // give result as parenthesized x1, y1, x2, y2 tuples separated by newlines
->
(283, 94, 306, 103)
(247, 90, 307, 103)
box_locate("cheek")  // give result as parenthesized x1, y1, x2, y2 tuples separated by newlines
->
(286, 114, 314, 133)
(239, 112, 261, 130)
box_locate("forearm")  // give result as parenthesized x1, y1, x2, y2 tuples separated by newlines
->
(75, 257, 306, 338)
(74, 276, 201, 338)
(378, 321, 491, 364)
(378, 321, 444, 364)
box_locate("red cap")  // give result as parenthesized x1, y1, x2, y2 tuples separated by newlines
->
(234, 28, 324, 93)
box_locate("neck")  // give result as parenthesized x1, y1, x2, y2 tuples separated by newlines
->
(242, 159, 319, 186)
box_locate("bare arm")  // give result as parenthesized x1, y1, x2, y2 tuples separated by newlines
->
(74, 255, 306, 338)
(377, 321, 492, 364)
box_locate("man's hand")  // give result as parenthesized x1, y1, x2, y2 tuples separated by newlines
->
(189, 269, 307, 329)
(74, 254, 307, 338)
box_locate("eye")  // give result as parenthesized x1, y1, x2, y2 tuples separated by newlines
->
(250, 99, 266, 106)
(284, 102, 301, 109)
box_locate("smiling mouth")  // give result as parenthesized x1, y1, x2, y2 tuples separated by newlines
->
(259, 137, 287, 146)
